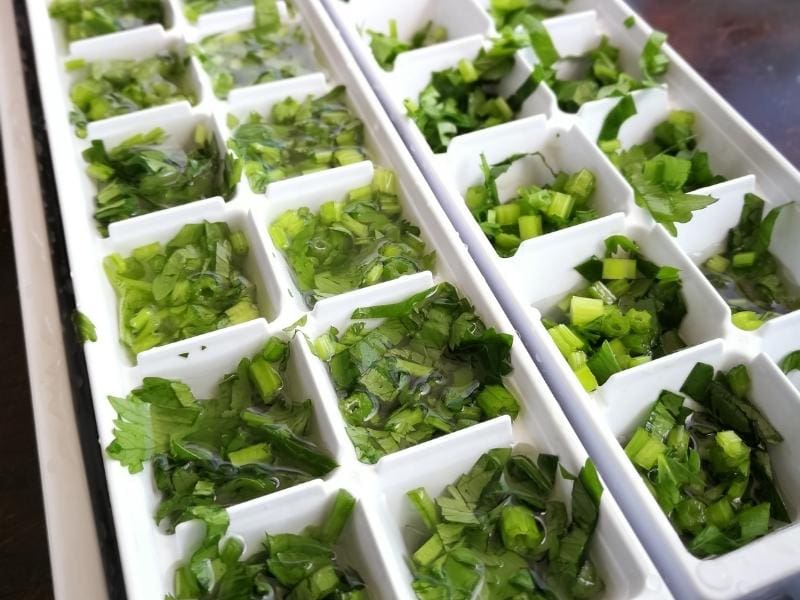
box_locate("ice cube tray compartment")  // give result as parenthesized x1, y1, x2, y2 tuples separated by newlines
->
(324, 0, 800, 596)
(597, 341, 800, 599)
(26, 0, 668, 598)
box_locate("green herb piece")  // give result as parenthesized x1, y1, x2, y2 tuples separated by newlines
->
(49, 0, 164, 42)
(194, 22, 317, 99)
(545, 235, 687, 390)
(72, 310, 97, 343)
(229, 86, 368, 193)
(603, 110, 724, 234)
(489, 0, 570, 28)
(640, 31, 669, 83)
(549, 33, 667, 113)
(404, 31, 537, 153)
(68, 53, 196, 138)
(270, 168, 435, 306)
(623, 363, 790, 557)
(183, 0, 251, 23)
(106, 338, 337, 530)
(171, 490, 369, 598)
(313, 284, 518, 464)
(369, 19, 448, 70)
(598, 94, 637, 142)
(624, 16, 636, 28)
(84, 126, 240, 234)
(465, 153, 598, 257)
(700, 194, 799, 327)
(408, 450, 605, 598)
(104, 221, 260, 356)
(781, 351, 800, 375)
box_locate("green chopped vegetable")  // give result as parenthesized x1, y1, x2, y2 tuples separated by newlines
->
(269, 168, 435, 306)
(72, 310, 97, 343)
(598, 94, 637, 142)
(700, 194, 799, 328)
(545, 235, 687, 391)
(104, 221, 260, 356)
(781, 351, 800, 375)
(547, 33, 668, 113)
(84, 126, 240, 234)
(624, 16, 636, 28)
(404, 31, 538, 153)
(194, 22, 317, 99)
(183, 0, 251, 23)
(407, 450, 605, 598)
(229, 86, 368, 193)
(313, 284, 518, 464)
(170, 490, 369, 598)
(369, 19, 448, 70)
(68, 53, 196, 138)
(49, 0, 164, 42)
(465, 152, 598, 257)
(623, 362, 790, 558)
(603, 110, 725, 234)
(489, 0, 570, 27)
(106, 338, 337, 530)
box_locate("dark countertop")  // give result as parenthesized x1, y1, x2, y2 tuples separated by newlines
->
(0, 2, 798, 599)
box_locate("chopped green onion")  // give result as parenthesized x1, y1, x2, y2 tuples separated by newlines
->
(194, 21, 318, 99)
(313, 284, 517, 464)
(230, 87, 367, 193)
(622, 363, 788, 557)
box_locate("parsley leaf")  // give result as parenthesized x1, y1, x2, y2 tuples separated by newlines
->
(107, 338, 337, 531)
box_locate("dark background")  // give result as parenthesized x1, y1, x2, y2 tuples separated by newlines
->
(1, 1, 798, 598)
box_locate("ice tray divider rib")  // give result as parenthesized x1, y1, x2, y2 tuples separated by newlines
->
(321, 0, 800, 597)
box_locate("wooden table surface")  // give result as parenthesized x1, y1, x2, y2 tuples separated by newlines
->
(1, 1, 798, 598)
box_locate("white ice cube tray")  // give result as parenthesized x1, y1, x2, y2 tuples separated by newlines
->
(22, 0, 668, 598)
(324, 0, 800, 598)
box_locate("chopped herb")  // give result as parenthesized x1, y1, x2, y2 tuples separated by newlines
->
(598, 94, 637, 142)
(369, 19, 448, 70)
(183, 0, 251, 23)
(313, 284, 518, 464)
(640, 31, 669, 83)
(624, 15, 636, 28)
(72, 310, 97, 343)
(404, 31, 536, 153)
(68, 53, 196, 138)
(781, 351, 800, 375)
(544, 235, 687, 391)
(407, 450, 605, 598)
(48, 0, 164, 42)
(465, 153, 598, 257)
(623, 363, 790, 557)
(107, 338, 337, 531)
(269, 168, 435, 306)
(193, 23, 317, 99)
(104, 221, 260, 356)
(489, 0, 570, 27)
(170, 490, 368, 598)
(549, 33, 668, 113)
(229, 86, 368, 193)
(701, 194, 799, 328)
(603, 110, 724, 234)
(84, 126, 240, 235)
